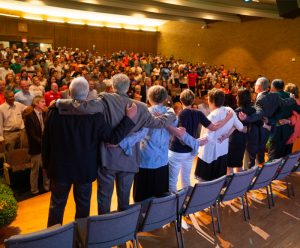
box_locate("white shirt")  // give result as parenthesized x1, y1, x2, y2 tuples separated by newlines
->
(0, 102, 27, 141)
(29, 85, 45, 96)
(0, 67, 14, 81)
(198, 106, 244, 163)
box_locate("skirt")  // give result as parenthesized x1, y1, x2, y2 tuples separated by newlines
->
(133, 164, 169, 202)
(194, 155, 228, 181)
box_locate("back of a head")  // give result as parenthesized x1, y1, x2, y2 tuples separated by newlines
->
(237, 89, 251, 108)
(180, 89, 195, 106)
(112, 73, 130, 94)
(148, 85, 168, 104)
(208, 88, 225, 108)
(271, 79, 284, 91)
(69, 77, 89, 100)
(256, 77, 269, 91)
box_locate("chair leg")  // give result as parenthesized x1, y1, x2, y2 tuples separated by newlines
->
(245, 193, 250, 220)
(266, 186, 272, 209)
(210, 206, 216, 236)
(132, 239, 137, 248)
(178, 215, 185, 248)
(285, 178, 291, 198)
(241, 197, 247, 221)
(173, 221, 181, 248)
(291, 182, 295, 197)
(214, 203, 221, 233)
(269, 184, 275, 207)
(135, 235, 140, 248)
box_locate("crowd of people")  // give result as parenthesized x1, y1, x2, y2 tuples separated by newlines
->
(0, 44, 299, 226)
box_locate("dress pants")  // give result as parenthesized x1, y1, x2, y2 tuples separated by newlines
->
(268, 125, 294, 161)
(30, 154, 50, 193)
(47, 181, 92, 227)
(97, 167, 135, 214)
(256, 126, 270, 164)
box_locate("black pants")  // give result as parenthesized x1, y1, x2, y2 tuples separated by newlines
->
(257, 127, 270, 164)
(268, 125, 294, 161)
(47, 181, 92, 227)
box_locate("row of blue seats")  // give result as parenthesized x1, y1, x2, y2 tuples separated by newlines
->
(5, 151, 300, 248)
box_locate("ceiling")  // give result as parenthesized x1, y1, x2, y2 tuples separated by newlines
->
(22, 0, 280, 23)
(0, 0, 292, 30)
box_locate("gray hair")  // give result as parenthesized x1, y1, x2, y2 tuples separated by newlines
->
(148, 85, 168, 104)
(256, 77, 269, 91)
(103, 79, 112, 88)
(112, 73, 130, 94)
(69, 77, 89, 100)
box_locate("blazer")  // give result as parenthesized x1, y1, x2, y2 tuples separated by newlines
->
(42, 106, 135, 184)
(245, 91, 296, 123)
(24, 110, 44, 155)
(140, 85, 147, 103)
(58, 92, 176, 173)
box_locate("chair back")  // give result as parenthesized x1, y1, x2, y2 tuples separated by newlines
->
(275, 152, 300, 180)
(85, 205, 141, 248)
(139, 194, 178, 232)
(176, 187, 189, 215)
(4, 222, 75, 248)
(183, 175, 227, 216)
(250, 159, 282, 190)
(5, 149, 32, 171)
(221, 166, 258, 202)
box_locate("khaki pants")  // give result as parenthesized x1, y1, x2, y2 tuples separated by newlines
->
(3, 129, 27, 151)
(30, 154, 50, 193)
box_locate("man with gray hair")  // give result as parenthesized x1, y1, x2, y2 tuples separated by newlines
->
(57, 73, 176, 214)
(239, 76, 296, 165)
(43, 77, 137, 226)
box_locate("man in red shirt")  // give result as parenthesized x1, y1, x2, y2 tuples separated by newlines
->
(0, 80, 5, 105)
(44, 83, 62, 106)
(188, 67, 198, 93)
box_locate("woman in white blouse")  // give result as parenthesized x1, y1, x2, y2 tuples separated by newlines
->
(195, 88, 246, 181)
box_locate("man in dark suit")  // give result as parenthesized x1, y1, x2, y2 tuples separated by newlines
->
(141, 76, 152, 103)
(268, 79, 300, 160)
(239, 77, 296, 165)
(42, 77, 137, 227)
(24, 96, 50, 195)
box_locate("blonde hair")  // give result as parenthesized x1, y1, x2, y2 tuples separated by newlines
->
(285, 83, 299, 98)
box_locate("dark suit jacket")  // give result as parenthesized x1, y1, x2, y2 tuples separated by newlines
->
(42, 107, 135, 184)
(245, 91, 296, 123)
(141, 85, 147, 103)
(24, 110, 45, 155)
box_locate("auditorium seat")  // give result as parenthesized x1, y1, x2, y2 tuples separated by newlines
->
(4, 222, 75, 248)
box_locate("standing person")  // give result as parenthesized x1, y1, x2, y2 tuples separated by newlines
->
(43, 77, 137, 227)
(168, 89, 232, 192)
(227, 89, 258, 173)
(24, 96, 50, 195)
(56, 73, 176, 214)
(0, 80, 5, 105)
(268, 79, 300, 160)
(238, 77, 296, 164)
(195, 89, 246, 181)
(0, 90, 28, 151)
(278, 83, 300, 154)
(187, 67, 198, 93)
(44, 83, 62, 106)
(14, 80, 34, 106)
